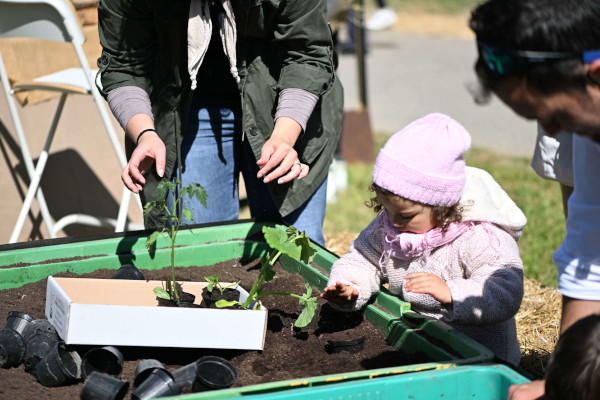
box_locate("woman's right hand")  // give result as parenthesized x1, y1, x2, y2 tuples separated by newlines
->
(121, 131, 166, 193)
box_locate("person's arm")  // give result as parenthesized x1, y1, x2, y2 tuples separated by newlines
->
(256, 0, 335, 184)
(97, 0, 165, 192)
(325, 219, 386, 310)
(441, 225, 524, 325)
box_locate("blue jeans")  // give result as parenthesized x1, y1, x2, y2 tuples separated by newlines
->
(167, 96, 327, 245)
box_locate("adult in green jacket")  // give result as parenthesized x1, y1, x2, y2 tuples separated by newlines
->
(97, 0, 343, 245)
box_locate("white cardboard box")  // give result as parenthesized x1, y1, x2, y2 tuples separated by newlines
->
(45, 276, 268, 350)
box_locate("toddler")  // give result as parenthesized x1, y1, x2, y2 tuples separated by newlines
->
(321, 113, 526, 365)
(543, 313, 600, 400)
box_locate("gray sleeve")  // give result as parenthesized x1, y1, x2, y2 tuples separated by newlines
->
(106, 86, 154, 131)
(274, 88, 319, 132)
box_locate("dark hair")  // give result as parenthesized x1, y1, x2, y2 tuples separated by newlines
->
(366, 183, 463, 232)
(469, 0, 600, 98)
(545, 314, 600, 400)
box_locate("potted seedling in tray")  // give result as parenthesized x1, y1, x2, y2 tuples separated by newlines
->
(212, 225, 319, 328)
(201, 275, 241, 308)
(144, 179, 207, 307)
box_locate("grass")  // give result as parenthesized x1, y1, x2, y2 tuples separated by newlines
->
(323, 133, 565, 288)
(384, 0, 482, 14)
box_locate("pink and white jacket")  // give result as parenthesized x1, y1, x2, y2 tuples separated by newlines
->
(327, 167, 527, 365)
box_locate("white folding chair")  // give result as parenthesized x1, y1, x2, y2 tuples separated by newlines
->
(0, 0, 144, 243)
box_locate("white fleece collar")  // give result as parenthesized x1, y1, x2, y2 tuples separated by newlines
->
(188, 0, 240, 91)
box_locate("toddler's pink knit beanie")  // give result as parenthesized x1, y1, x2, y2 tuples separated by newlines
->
(372, 113, 472, 207)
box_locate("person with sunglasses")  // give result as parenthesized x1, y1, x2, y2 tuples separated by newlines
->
(470, 1, 600, 399)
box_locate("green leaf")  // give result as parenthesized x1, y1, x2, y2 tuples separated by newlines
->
(145, 231, 160, 252)
(183, 208, 194, 223)
(264, 264, 276, 282)
(296, 231, 317, 264)
(216, 300, 238, 308)
(205, 275, 217, 292)
(295, 297, 318, 328)
(191, 183, 208, 208)
(263, 226, 301, 260)
(302, 282, 313, 298)
(143, 201, 157, 216)
(286, 225, 300, 239)
(153, 287, 172, 300)
(156, 180, 172, 200)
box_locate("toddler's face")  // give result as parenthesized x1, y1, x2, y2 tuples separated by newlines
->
(378, 193, 438, 234)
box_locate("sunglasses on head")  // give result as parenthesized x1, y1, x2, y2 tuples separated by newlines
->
(477, 41, 600, 76)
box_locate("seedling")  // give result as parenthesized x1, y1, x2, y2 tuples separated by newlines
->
(204, 275, 240, 295)
(216, 225, 319, 328)
(144, 179, 207, 306)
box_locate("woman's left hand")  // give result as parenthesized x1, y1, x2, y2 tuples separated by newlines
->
(257, 117, 309, 184)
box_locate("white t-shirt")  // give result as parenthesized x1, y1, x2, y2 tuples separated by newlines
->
(551, 135, 600, 300)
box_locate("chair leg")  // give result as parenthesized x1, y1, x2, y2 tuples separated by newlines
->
(8, 93, 67, 243)
(0, 53, 58, 241)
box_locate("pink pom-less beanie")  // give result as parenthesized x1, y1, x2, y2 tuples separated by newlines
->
(372, 113, 472, 207)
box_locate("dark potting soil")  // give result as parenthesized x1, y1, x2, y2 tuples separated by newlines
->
(0, 258, 432, 399)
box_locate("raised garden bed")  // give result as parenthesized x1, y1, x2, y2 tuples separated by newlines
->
(0, 220, 498, 399)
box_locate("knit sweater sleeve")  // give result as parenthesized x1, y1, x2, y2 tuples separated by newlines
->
(326, 218, 385, 310)
(442, 223, 524, 325)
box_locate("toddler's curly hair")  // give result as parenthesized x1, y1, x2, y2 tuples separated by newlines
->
(366, 183, 464, 232)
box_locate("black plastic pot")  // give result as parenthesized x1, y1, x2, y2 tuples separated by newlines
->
(133, 359, 166, 389)
(0, 328, 26, 368)
(201, 288, 240, 309)
(192, 356, 238, 392)
(82, 346, 124, 379)
(81, 371, 129, 400)
(22, 319, 59, 343)
(158, 291, 199, 308)
(110, 264, 145, 280)
(35, 341, 82, 387)
(325, 336, 365, 354)
(131, 368, 179, 400)
(172, 360, 198, 392)
(24, 331, 60, 373)
(4, 311, 35, 335)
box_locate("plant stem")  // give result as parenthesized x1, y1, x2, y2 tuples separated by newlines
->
(257, 292, 306, 300)
(241, 250, 282, 308)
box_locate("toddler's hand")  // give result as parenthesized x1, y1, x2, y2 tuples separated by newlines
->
(405, 272, 452, 304)
(320, 281, 359, 305)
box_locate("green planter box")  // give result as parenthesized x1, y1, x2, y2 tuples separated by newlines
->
(177, 364, 528, 400)
(0, 220, 501, 398)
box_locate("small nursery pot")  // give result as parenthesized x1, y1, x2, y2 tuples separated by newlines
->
(133, 359, 166, 389)
(35, 341, 82, 387)
(110, 264, 145, 280)
(81, 371, 129, 400)
(22, 319, 59, 343)
(172, 360, 198, 392)
(158, 291, 198, 308)
(131, 368, 179, 400)
(82, 346, 124, 379)
(4, 311, 35, 335)
(23, 331, 60, 373)
(192, 356, 238, 392)
(201, 288, 240, 309)
(0, 328, 26, 368)
(326, 336, 365, 354)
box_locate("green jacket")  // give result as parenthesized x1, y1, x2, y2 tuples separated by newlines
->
(97, 0, 344, 228)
